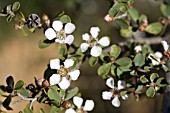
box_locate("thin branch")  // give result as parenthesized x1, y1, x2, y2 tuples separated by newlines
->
(113, 13, 127, 20)
(0, 13, 7, 17)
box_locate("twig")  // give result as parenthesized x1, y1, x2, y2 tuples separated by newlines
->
(113, 13, 127, 20)
(0, 13, 7, 17)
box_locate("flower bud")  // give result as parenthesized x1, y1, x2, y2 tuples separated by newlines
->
(104, 14, 113, 22)
(42, 80, 50, 88)
(139, 26, 145, 32)
(37, 78, 45, 87)
(62, 100, 72, 109)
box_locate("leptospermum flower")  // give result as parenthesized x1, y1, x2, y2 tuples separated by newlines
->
(161, 40, 170, 57)
(134, 45, 142, 53)
(45, 20, 76, 45)
(148, 52, 163, 66)
(102, 78, 128, 107)
(80, 27, 110, 57)
(65, 96, 95, 113)
(49, 59, 80, 90)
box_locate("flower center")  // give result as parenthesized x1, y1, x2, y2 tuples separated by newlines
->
(88, 36, 98, 47)
(57, 30, 66, 40)
(58, 66, 69, 77)
(112, 89, 120, 95)
(76, 108, 84, 113)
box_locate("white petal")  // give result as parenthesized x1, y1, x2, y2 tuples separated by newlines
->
(45, 28, 56, 40)
(90, 46, 102, 57)
(122, 95, 128, 100)
(112, 96, 120, 107)
(64, 59, 74, 68)
(52, 20, 63, 31)
(102, 91, 112, 100)
(83, 100, 95, 111)
(65, 35, 74, 45)
(65, 108, 76, 113)
(50, 59, 60, 69)
(161, 40, 169, 51)
(58, 77, 70, 90)
(49, 74, 61, 85)
(82, 33, 90, 41)
(90, 27, 100, 38)
(106, 78, 115, 89)
(73, 96, 83, 109)
(80, 43, 89, 52)
(154, 51, 163, 59)
(69, 70, 80, 81)
(148, 54, 161, 66)
(134, 45, 142, 53)
(55, 39, 65, 44)
(117, 80, 126, 90)
(64, 23, 76, 34)
(98, 36, 110, 47)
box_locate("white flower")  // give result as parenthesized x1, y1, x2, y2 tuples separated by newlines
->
(65, 96, 95, 113)
(102, 78, 128, 107)
(45, 20, 75, 45)
(161, 40, 169, 51)
(148, 51, 162, 66)
(49, 58, 80, 90)
(134, 45, 142, 53)
(80, 27, 110, 57)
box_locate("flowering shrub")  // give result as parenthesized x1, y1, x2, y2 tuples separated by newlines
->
(0, 0, 170, 113)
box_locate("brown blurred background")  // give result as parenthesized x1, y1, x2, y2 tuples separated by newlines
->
(0, 0, 164, 113)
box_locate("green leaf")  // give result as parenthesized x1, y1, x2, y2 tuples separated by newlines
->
(65, 87, 79, 101)
(139, 14, 147, 25)
(128, 8, 139, 23)
(39, 108, 45, 113)
(14, 80, 24, 90)
(58, 44, 67, 55)
(69, 57, 78, 70)
(150, 73, 159, 82)
(135, 85, 143, 92)
(17, 88, 30, 97)
(109, 3, 127, 18)
(48, 86, 61, 101)
(60, 15, 71, 23)
(162, 64, 169, 72)
(110, 45, 121, 59)
(115, 57, 132, 66)
(120, 27, 133, 38)
(6, 76, 14, 88)
(156, 77, 165, 87)
(140, 75, 149, 83)
(97, 63, 111, 78)
(6, 15, 13, 23)
(119, 66, 131, 72)
(111, 65, 116, 76)
(134, 53, 145, 67)
(115, 19, 129, 29)
(50, 106, 60, 113)
(145, 22, 163, 35)
(100, 51, 109, 62)
(23, 104, 33, 113)
(38, 40, 51, 49)
(89, 56, 98, 66)
(117, 67, 123, 76)
(146, 87, 155, 97)
(160, 3, 170, 17)
(12, 2, 20, 12)
(120, 91, 127, 97)
(3, 94, 12, 110)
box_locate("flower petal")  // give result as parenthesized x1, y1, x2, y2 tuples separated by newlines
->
(64, 59, 74, 68)
(80, 43, 89, 52)
(58, 77, 70, 90)
(117, 80, 126, 90)
(90, 46, 102, 57)
(55, 39, 65, 44)
(102, 91, 112, 100)
(111, 96, 120, 107)
(49, 74, 61, 85)
(83, 100, 95, 111)
(65, 35, 74, 45)
(65, 108, 76, 113)
(50, 59, 60, 69)
(161, 40, 169, 51)
(73, 96, 83, 109)
(64, 23, 76, 34)
(134, 45, 142, 53)
(122, 95, 128, 100)
(52, 20, 63, 31)
(69, 70, 80, 81)
(90, 27, 100, 38)
(154, 51, 163, 59)
(45, 28, 56, 40)
(106, 78, 115, 89)
(98, 36, 110, 47)
(82, 33, 90, 41)
(148, 54, 161, 66)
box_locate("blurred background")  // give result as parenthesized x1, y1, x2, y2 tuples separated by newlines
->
(0, 0, 164, 113)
